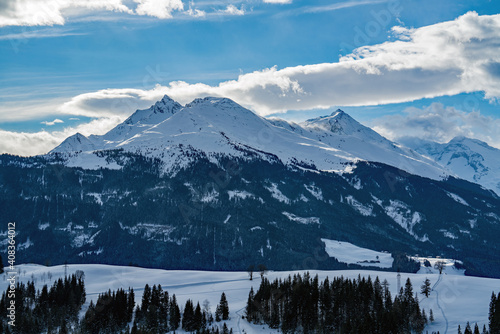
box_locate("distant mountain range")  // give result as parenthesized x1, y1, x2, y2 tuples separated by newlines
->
(52, 95, 448, 180)
(1, 96, 499, 278)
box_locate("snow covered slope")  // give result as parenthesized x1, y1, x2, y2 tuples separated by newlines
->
(50, 95, 448, 180)
(6, 263, 497, 333)
(270, 110, 447, 180)
(402, 136, 500, 195)
(321, 238, 393, 268)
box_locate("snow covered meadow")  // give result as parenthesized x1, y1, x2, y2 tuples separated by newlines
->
(3, 263, 498, 333)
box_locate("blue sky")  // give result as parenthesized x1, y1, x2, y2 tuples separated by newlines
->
(0, 0, 499, 155)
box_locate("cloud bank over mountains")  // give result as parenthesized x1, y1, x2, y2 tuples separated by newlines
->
(59, 12, 500, 117)
(1, 11, 499, 155)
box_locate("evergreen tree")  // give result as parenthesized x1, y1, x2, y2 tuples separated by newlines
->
(182, 299, 196, 332)
(474, 323, 480, 334)
(490, 292, 500, 334)
(421, 278, 432, 298)
(465, 322, 473, 334)
(195, 302, 203, 330)
(246, 287, 255, 323)
(141, 284, 151, 313)
(127, 288, 135, 322)
(218, 292, 229, 320)
(430, 308, 435, 322)
(169, 294, 181, 331)
(215, 304, 222, 322)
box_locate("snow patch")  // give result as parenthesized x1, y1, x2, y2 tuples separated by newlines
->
(304, 184, 323, 200)
(265, 183, 290, 204)
(380, 200, 427, 241)
(227, 190, 254, 201)
(445, 191, 469, 206)
(200, 189, 219, 203)
(321, 239, 393, 268)
(38, 222, 50, 230)
(345, 195, 374, 216)
(282, 211, 320, 225)
(17, 237, 33, 251)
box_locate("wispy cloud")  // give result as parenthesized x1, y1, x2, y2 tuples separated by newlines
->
(263, 0, 292, 4)
(0, 28, 87, 40)
(303, 0, 388, 14)
(276, 0, 388, 17)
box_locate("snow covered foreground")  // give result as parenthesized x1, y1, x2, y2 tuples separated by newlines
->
(5, 264, 498, 333)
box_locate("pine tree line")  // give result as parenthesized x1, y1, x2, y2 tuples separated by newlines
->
(246, 272, 428, 334)
(85, 283, 233, 334)
(80, 287, 135, 333)
(0, 272, 85, 334)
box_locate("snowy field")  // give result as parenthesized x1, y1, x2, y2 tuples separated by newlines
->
(321, 239, 393, 268)
(3, 263, 499, 333)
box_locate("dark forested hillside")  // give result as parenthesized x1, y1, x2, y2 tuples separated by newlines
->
(0, 151, 499, 277)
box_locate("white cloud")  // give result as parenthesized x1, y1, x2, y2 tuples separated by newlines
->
(41, 118, 64, 126)
(185, 7, 205, 17)
(371, 103, 500, 148)
(219, 4, 244, 15)
(134, 0, 184, 19)
(0, 0, 132, 27)
(0, 116, 123, 156)
(59, 86, 169, 118)
(263, 0, 292, 4)
(56, 12, 500, 117)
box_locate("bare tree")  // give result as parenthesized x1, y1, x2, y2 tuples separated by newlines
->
(247, 265, 255, 281)
(434, 261, 446, 274)
(75, 270, 85, 280)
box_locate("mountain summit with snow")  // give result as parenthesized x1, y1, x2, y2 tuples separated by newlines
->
(401, 136, 500, 196)
(50, 95, 448, 180)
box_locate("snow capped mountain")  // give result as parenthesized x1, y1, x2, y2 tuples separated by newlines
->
(53, 132, 97, 153)
(51, 95, 448, 179)
(269, 110, 448, 180)
(402, 136, 500, 195)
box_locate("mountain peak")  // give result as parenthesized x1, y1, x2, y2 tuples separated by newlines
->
(50, 132, 95, 153)
(185, 96, 241, 110)
(123, 95, 182, 126)
(153, 95, 181, 113)
(302, 109, 365, 136)
(331, 109, 345, 116)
